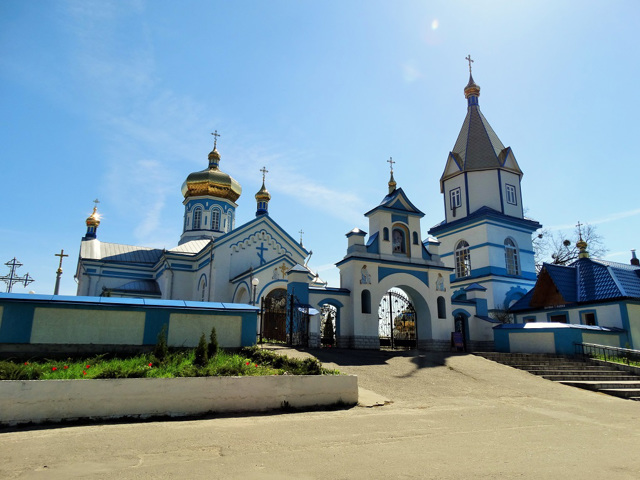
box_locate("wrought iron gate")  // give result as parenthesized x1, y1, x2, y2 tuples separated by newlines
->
(260, 292, 310, 347)
(378, 290, 417, 349)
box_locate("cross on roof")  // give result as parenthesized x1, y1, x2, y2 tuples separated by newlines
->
(299, 229, 304, 244)
(387, 156, 395, 173)
(211, 130, 220, 149)
(260, 166, 268, 182)
(465, 54, 474, 73)
(93, 198, 100, 208)
(576, 221, 583, 240)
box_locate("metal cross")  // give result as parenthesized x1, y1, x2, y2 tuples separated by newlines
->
(576, 221, 583, 239)
(465, 54, 474, 73)
(55, 249, 69, 273)
(93, 198, 100, 208)
(260, 166, 269, 182)
(299, 229, 304, 245)
(211, 130, 220, 149)
(0, 258, 34, 293)
(387, 156, 395, 173)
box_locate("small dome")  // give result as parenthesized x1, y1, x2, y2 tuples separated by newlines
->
(181, 146, 242, 202)
(464, 73, 480, 99)
(85, 206, 100, 227)
(255, 180, 271, 202)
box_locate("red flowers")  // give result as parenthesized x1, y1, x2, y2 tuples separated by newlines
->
(148, 363, 153, 367)
(24, 362, 28, 365)
(83, 371, 87, 375)
(51, 367, 57, 371)
(63, 365, 69, 369)
(86, 365, 91, 369)
(254, 364, 258, 368)
(246, 361, 250, 365)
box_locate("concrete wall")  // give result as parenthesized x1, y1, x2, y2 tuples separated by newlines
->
(494, 323, 629, 355)
(0, 374, 358, 426)
(0, 293, 257, 356)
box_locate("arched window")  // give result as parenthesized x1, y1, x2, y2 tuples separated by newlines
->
(383, 227, 389, 241)
(455, 240, 471, 278)
(504, 238, 519, 275)
(227, 211, 233, 232)
(193, 207, 202, 230)
(211, 208, 220, 231)
(361, 289, 371, 314)
(392, 227, 408, 255)
(437, 296, 446, 319)
(413, 231, 419, 245)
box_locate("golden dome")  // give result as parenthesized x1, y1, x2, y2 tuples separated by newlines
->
(181, 146, 242, 202)
(464, 74, 480, 99)
(85, 206, 100, 227)
(255, 180, 271, 202)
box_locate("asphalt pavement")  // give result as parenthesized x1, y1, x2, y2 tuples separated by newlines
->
(1, 347, 640, 479)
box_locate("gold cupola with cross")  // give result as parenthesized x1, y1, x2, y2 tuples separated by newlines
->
(181, 131, 242, 202)
(179, 132, 242, 244)
(255, 166, 271, 217)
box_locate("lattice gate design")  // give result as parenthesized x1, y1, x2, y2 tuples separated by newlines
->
(378, 290, 417, 349)
(260, 292, 310, 347)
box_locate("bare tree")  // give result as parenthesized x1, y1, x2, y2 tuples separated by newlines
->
(533, 223, 608, 272)
(490, 303, 514, 323)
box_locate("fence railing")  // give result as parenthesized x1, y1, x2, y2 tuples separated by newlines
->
(575, 343, 640, 366)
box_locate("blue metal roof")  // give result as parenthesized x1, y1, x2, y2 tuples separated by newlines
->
(510, 257, 640, 312)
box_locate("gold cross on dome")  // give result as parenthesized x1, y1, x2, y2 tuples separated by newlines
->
(576, 221, 583, 239)
(93, 198, 100, 208)
(465, 54, 474, 73)
(387, 156, 395, 173)
(211, 130, 220, 149)
(260, 166, 268, 182)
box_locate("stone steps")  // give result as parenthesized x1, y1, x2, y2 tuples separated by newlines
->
(476, 352, 640, 401)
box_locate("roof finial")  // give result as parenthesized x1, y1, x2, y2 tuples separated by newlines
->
(260, 166, 269, 183)
(465, 54, 474, 74)
(576, 221, 589, 258)
(211, 130, 220, 150)
(299, 229, 304, 247)
(387, 157, 397, 194)
(576, 220, 583, 240)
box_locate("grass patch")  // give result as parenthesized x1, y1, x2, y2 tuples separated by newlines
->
(0, 347, 338, 381)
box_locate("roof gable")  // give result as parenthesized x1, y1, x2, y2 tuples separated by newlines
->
(365, 187, 424, 217)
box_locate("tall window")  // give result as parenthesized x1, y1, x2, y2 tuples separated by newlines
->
(193, 208, 202, 230)
(413, 231, 419, 245)
(227, 211, 233, 232)
(505, 184, 517, 205)
(383, 227, 389, 241)
(437, 296, 446, 319)
(504, 238, 519, 275)
(450, 188, 461, 209)
(361, 289, 371, 314)
(211, 208, 220, 231)
(455, 240, 471, 278)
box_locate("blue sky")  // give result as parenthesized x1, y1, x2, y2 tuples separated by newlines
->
(1, 0, 639, 295)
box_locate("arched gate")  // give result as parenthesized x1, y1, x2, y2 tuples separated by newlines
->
(378, 290, 417, 349)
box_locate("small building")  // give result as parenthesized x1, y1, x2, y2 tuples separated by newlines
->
(501, 245, 640, 353)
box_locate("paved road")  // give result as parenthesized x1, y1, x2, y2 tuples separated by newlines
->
(2, 348, 640, 479)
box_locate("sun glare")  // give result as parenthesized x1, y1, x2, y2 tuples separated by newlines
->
(431, 19, 439, 30)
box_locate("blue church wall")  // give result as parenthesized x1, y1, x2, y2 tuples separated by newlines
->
(0, 293, 258, 355)
(378, 267, 429, 287)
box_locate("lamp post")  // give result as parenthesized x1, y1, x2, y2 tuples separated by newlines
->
(251, 277, 260, 305)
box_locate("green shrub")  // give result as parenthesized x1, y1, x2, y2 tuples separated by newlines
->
(153, 324, 169, 362)
(208, 326, 219, 358)
(194, 333, 209, 367)
(0, 361, 42, 380)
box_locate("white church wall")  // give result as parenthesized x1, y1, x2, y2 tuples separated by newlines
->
(443, 174, 467, 223)
(500, 170, 523, 218)
(468, 170, 501, 214)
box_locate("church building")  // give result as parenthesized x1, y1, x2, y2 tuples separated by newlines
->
(75, 66, 543, 351)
